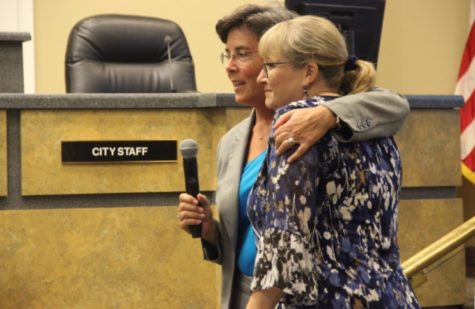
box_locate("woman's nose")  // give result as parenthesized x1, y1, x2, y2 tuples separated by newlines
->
(225, 58, 238, 73)
(257, 68, 267, 84)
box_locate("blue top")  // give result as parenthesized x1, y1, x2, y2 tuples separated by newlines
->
(237, 150, 266, 276)
(248, 96, 420, 308)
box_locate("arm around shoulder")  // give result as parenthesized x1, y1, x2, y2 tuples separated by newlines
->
(322, 87, 410, 142)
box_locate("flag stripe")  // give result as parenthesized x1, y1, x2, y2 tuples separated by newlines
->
(461, 117, 475, 160)
(463, 140, 475, 170)
(455, 58, 475, 101)
(459, 91, 475, 132)
(457, 0, 475, 185)
(458, 22, 475, 78)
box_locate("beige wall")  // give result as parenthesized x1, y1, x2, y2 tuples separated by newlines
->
(34, 0, 275, 94)
(377, 0, 469, 94)
(34, 0, 470, 95)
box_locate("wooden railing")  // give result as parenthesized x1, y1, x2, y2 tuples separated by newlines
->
(402, 216, 475, 287)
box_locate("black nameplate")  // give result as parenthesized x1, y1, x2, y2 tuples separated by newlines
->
(61, 141, 177, 163)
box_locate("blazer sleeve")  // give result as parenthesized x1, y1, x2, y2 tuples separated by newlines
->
(201, 220, 221, 262)
(201, 138, 225, 264)
(321, 87, 410, 142)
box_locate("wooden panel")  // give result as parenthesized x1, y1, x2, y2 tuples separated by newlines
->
(21, 109, 228, 195)
(395, 109, 461, 187)
(399, 199, 465, 306)
(0, 206, 219, 308)
(460, 178, 475, 247)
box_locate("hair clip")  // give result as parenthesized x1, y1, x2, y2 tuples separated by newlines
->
(344, 55, 359, 72)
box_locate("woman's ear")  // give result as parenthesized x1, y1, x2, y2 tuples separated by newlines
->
(304, 62, 319, 85)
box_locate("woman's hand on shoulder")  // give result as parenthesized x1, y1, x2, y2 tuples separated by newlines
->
(177, 193, 216, 244)
(273, 105, 336, 163)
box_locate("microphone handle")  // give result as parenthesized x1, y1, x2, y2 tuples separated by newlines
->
(183, 158, 202, 238)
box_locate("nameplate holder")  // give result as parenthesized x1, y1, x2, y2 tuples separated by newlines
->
(61, 140, 177, 164)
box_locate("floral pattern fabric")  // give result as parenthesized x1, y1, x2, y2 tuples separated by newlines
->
(248, 96, 420, 308)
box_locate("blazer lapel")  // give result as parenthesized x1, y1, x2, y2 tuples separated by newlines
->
(221, 110, 255, 252)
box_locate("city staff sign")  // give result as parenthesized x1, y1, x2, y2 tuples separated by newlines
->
(61, 141, 177, 163)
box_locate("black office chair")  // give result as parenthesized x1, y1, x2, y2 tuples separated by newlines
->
(65, 14, 196, 93)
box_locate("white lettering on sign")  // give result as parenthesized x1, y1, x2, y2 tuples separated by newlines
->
(91, 146, 148, 157)
(92, 147, 116, 157)
(117, 147, 148, 157)
(117, 147, 149, 156)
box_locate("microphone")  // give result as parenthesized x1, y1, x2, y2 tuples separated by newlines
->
(179, 139, 202, 238)
(164, 35, 176, 93)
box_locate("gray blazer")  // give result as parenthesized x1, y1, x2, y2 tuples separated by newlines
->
(202, 111, 254, 309)
(202, 87, 409, 309)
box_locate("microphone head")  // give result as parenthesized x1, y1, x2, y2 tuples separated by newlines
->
(164, 35, 172, 44)
(180, 139, 198, 159)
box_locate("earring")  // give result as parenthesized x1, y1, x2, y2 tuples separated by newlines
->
(303, 85, 309, 99)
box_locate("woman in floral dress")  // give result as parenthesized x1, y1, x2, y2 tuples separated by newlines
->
(246, 15, 420, 309)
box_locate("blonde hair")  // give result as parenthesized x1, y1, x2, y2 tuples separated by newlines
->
(259, 15, 375, 95)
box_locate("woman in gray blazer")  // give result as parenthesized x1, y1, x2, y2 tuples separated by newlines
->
(177, 4, 410, 309)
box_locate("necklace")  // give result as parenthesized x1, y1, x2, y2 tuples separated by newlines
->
(253, 122, 272, 141)
(253, 129, 268, 140)
(253, 134, 266, 140)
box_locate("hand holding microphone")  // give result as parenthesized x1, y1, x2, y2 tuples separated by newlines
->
(179, 139, 207, 238)
(177, 192, 215, 240)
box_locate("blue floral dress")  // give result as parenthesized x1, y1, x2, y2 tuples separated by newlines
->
(248, 96, 420, 308)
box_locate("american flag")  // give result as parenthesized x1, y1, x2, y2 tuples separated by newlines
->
(455, 0, 475, 184)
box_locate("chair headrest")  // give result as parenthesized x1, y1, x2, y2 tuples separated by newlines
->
(65, 14, 197, 93)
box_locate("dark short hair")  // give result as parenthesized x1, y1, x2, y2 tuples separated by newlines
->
(215, 4, 296, 43)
